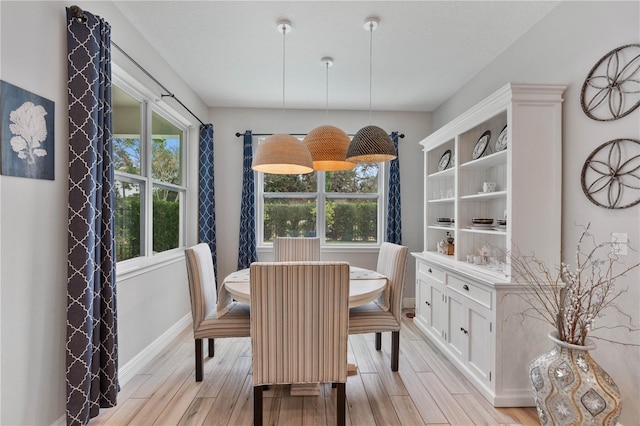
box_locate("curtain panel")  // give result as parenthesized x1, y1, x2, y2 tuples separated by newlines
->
(198, 124, 218, 284)
(65, 6, 118, 425)
(386, 131, 402, 244)
(237, 131, 257, 269)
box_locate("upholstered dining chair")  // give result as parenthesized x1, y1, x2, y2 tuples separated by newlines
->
(348, 242, 409, 371)
(273, 236, 321, 261)
(184, 243, 250, 382)
(250, 262, 350, 426)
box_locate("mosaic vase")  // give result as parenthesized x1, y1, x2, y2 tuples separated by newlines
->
(529, 332, 622, 425)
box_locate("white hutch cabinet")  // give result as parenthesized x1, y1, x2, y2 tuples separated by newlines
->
(413, 83, 565, 407)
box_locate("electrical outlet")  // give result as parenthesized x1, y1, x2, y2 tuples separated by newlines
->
(611, 233, 628, 256)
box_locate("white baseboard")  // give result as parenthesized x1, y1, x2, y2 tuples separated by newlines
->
(118, 313, 191, 386)
(51, 314, 192, 426)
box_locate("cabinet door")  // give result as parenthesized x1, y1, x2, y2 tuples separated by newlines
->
(430, 282, 447, 340)
(416, 275, 431, 327)
(446, 290, 466, 359)
(467, 303, 492, 385)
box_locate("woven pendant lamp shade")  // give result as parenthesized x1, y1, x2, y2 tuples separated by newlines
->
(345, 125, 396, 163)
(252, 133, 314, 175)
(303, 125, 356, 171)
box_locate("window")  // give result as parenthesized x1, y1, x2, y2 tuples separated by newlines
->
(112, 83, 188, 263)
(257, 137, 384, 246)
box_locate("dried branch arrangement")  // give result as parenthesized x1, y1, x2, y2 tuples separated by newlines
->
(509, 223, 640, 346)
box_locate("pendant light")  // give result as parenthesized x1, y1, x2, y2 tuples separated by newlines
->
(303, 57, 356, 171)
(346, 17, 397, 164)
(252, 20, 313, 175)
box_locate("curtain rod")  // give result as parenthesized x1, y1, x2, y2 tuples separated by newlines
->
(69, 5, 206, 127)
(235, 132, 405, 138)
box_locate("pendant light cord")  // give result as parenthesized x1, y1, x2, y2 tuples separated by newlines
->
(281, 24, 286, 131)
(368, 20, 374, 125)
(325, 60, 330, 120)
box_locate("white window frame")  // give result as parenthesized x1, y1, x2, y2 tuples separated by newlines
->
(112, 68, 191, 277)
(255, 136, 387, 251)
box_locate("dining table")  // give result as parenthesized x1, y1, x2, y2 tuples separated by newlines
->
(217, 266, 389, 317)
(218, 264, 389, 396)
(218, 265, 389, 316)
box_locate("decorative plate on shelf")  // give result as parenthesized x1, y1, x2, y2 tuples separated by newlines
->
(438, 149, 452, 171)
(472, 131, 491, 160)
(495, 125, 508, 151)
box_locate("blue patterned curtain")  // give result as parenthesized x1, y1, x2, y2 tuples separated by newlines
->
(66, 6, 118, 425)
(198, 124, 218, 284)
(386, 131, 402, 244)
(237, 130, 257, 269)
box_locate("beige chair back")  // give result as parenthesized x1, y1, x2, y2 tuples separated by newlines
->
(184, 243, 217, 332)
(376, 242, 409, 322)
(250, 261, 350, 385)
(273, 237, 321, 261)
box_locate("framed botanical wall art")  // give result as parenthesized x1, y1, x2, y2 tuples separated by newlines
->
(0, 80, 55, 180)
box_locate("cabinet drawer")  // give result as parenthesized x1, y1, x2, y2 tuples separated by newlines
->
(417, 261, 445, 282)
(447, 274, 492, 309)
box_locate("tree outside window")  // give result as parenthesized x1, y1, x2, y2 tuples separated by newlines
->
(112, 84, 186, 262)
(260, 157, 381, 245)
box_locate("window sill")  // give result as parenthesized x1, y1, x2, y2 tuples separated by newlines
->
(116, 249, 185, 282)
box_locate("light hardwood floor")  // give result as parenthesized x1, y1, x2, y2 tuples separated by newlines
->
(89, 312, 539, 425)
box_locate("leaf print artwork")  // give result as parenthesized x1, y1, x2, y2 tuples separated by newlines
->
(0, 80, 54, 179)
(9, 101, 48, 165)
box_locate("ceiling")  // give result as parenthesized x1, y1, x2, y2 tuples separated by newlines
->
(113, 1, 560, 113)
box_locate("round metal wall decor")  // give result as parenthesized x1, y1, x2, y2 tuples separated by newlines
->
(581, 138, 640, 209)
(581, 44, 640, 121)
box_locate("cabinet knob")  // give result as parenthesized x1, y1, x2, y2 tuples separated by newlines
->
(460, 327, 468, 334)
(463, 284, 469, 291)
(428, 268, 432, 273)
(425, 301, 431, 306)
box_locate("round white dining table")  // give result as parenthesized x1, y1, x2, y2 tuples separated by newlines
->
(221, 266, 387, 309)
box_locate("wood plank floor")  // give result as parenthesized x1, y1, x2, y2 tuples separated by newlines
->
(89, 312, 539, 425)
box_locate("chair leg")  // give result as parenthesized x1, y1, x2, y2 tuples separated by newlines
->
(391, 331, 400, 371)
(208, 338, 215, 357)
(336, 382, 346, 426)
(195, 339, 203, 382)
(253, 385, 263, 426)
(375, 332, 382, 350)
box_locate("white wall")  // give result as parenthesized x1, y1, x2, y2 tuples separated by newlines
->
(210, 107, 429, 299)
(432, 2, 640, 423)
(0, 2, 205, 424)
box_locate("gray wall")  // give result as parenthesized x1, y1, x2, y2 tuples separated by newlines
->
(0, 2, 427, 424)
(0, 2, 205, 424)
(432, 2, 640, 423)
(1, 1, 638, 425)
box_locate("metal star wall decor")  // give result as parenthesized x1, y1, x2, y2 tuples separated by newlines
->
(580, 44, 640, 121)
(581, 138, 640, 209)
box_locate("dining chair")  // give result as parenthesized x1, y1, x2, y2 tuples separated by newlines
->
(348, 242, 409, 371)
(184, 243, 250, 382)
(273, 236, 321, 261)
(250, 261, 350, 426)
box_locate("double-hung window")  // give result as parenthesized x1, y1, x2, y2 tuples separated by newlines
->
(112, 82, 188, 264)
(256, 137, 384, 246)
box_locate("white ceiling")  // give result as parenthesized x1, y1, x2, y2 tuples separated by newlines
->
(113, 1, 560, 112)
